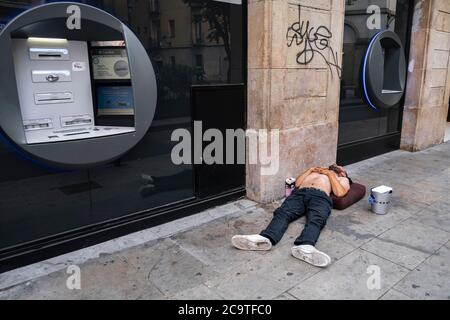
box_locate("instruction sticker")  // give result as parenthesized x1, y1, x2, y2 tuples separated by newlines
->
(72, 61, 86, 72)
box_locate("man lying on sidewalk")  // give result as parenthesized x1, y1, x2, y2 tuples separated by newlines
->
(232, 165, 351, 268)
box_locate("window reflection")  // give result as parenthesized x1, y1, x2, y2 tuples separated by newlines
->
(0, 0, 244, 249)
(86, 0, 243, 214)
(97, 0, 243, 120)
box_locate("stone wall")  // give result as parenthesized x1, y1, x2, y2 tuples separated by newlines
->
(401, 0, 450, 151)
(247, 0, 345, 203)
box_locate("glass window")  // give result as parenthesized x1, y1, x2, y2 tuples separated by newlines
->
(196, 54, 203, 68)
(194, 14, 203, 43)
(168, 19, 176, 38)
(0, 0, 244, 250)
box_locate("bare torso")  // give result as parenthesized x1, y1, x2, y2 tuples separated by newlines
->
(299, 172, 333, 196)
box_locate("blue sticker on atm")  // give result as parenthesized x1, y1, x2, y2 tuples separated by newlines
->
(97, 86, 134, 115)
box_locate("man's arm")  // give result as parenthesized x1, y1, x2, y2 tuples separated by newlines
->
(325, 171, 350, 197)
(295, 167, 316, 188)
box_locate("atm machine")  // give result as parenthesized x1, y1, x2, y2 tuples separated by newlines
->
(0, 2, 157, 168)
(13, 38, 135, 144)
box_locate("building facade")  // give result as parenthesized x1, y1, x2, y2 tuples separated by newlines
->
(247, 0, 450, 202)
(0, 0, 449, 271)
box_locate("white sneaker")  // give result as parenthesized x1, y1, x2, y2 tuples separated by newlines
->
(291, 245, 331, 268)
(231, 235, 272, 251)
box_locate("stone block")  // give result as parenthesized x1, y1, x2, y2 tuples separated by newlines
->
(248, 68, 271, 129)
(428, 29, 450, 51)
(414, 106, 448, 149)
(381, 289, 413, 300)
(394, 242, 450, 300)
(428, 49, 450, 69)
(401, 106, 420, 151)
(248, 0, 272, 69)
(413, 201, 450, 233)
(361, 223, 446, 271)
(411, 0, 432, 32)
(172, 284, 224, 300)
(431, 7, 450, 32)
(282, 69, 329, 99)
(204, 242, 319, 300)
(424, 69, 448, 88)
(288, 249, 410, 300)
(171, 208, 272, 274)
(274, 292, 298, 300)
(407, 29, 428, 72)
(433, 0, 450, 14)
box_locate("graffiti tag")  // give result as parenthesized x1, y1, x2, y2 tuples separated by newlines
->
(286, 6, 341, 79)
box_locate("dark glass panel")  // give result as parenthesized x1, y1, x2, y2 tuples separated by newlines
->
(339, 0, 412, 145)
(0, 0, 244, 250)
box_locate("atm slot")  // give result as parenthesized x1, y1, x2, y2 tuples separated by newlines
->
(61, 115, 93, 128)
(54, 128, 88, 134)
(38, 97, 72, 102)
(32, 70, 72, 83)
(23, 118, 53, 131)
(381, 90, 403, 94)
(39, 54, 61, 58)
(34, 92, 73, 105)
(63, 131, 90, 137)
(64, 119, 92, 126)
(29, 48, 70, 60)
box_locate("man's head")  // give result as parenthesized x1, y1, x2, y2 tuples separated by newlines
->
(329, 164, 348, 178)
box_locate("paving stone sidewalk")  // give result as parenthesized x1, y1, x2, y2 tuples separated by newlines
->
(1, 143, 450, 300)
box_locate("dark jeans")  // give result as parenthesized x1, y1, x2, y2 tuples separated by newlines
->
(260, 188, 333, 246)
